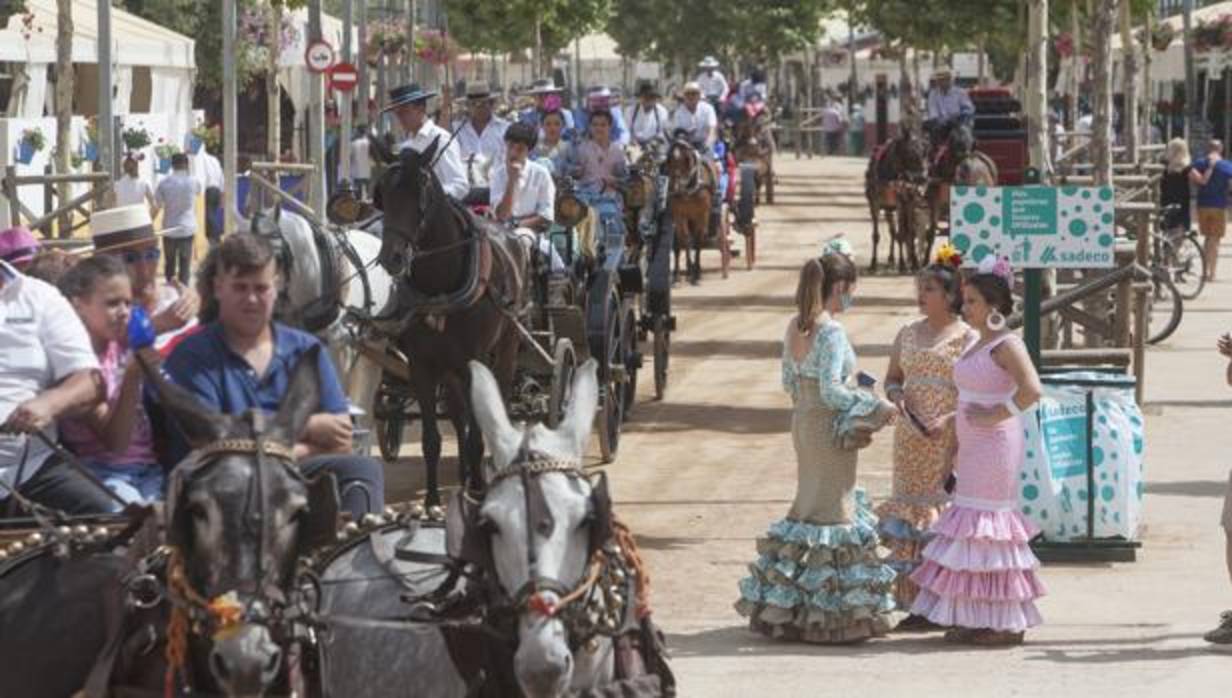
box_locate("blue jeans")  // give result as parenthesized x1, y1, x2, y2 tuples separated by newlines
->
(300, 454, 385, 520)
(88, 462, 165, 504)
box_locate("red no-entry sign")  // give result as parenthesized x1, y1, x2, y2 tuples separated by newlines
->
(329, 62, 358, 92)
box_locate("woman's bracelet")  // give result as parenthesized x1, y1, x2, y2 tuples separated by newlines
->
(885, 382, 904, 399)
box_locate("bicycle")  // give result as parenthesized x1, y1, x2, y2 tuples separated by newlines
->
(1154, 203, 1206, 301)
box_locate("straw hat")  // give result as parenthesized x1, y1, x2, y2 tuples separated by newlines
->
(89, 205, 164, 255)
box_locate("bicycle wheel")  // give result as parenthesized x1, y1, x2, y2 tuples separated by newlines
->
(1147, 271, 1184, 345)
(1159, 233, 1206, 300)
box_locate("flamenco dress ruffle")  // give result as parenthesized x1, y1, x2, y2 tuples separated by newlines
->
(735, 490, 897, 643)
(907, 504, 1046, 632)
(874, 499, 944, 608)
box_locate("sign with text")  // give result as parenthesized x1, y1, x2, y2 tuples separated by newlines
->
(949, 185, 1116, 268)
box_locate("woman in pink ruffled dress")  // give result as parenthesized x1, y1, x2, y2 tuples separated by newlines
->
(908, 256, 1046, 646)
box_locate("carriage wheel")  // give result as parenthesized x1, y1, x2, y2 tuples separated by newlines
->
(653, 314, 671, 401)
(547, 338, 577, 429)
(765, 159, 775, 204)
(372, 379, 410, 462)
(621, 305, 640, 416)
(719, 204, 731, 279)
(598, 295, 626, 464)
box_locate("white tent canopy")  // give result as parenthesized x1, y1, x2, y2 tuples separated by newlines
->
(0, 0, 194, 68)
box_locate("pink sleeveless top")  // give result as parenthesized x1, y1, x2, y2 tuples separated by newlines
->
(951, 334, 1024, 511)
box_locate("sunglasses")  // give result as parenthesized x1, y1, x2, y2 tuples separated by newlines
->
(122, 248, 161, 264)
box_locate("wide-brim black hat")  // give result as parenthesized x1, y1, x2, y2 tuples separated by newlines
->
(636, 81, 660, 98)
(383, 83, 438, 112)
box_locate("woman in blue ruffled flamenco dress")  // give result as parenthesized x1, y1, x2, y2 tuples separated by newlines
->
(736, 242, 899, 644)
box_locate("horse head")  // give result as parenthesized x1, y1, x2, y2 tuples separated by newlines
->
(664, 139, 695, 181)
(948, 123, 975, 161)
(371, 134, 442, 275)
(450, 359, 615, 698)
(151, 347, 339, 696)
(894, 128, 929, 184)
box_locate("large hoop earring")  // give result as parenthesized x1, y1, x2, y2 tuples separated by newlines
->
(986, 311, 1006, 331)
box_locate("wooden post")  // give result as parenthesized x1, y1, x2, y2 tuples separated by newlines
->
(1183, 0, 1197, 145)
(1142, 12, 1154, 146)
(97, 0, 114, 203)
(1118, 0, 1138, 164)
(223, 0, 238, 236)
(357, 0, 369, 131)
(1086, 0, 1118, 349)
(307, 0, 327, 217)
(1132, 211, 1149, 404)
(54, 0, 72, 238)
(266, 3, 282, 161)
(340, 0, 353, 186)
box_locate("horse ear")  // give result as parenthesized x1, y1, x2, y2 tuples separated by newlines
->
(422, 136, 440, 164)
(554, 359, 599, 457)
(369, 131, 394, 165)
(270, 344, 323, 445)
(468, 360, 520, 469)
(137, 352, 229, 449)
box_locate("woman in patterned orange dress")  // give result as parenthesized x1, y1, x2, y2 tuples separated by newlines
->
(877, 256, 975, 631)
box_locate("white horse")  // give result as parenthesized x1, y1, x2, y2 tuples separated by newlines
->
(238, 206, 395, 432)
(460, 358, 616, 697)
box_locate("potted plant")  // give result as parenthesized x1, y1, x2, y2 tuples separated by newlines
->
(154, 140, 180, 174)
(414, 28, 459, 66)
(1150, 22, 1175, 52)
(1192, 14, 1232, 53)
(187, 124, 211, 154)
(16, 126, 45, 165)
(121, 125, 152, 156)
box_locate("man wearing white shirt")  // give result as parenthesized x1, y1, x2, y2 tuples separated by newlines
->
(925, 69, 974, 129)
(0, 259, 112, 514)
(386, 83, 469, 200)
(489, 123, 564, 274)
(349, 128, 372, 197)
(672, 82, 718, 149)
(696, 56, 729, 104)
(456, 83, 509, 164)
(626, 81, 670, 147)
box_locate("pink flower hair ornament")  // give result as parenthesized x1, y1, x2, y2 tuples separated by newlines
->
(976, 254, 1014, 284)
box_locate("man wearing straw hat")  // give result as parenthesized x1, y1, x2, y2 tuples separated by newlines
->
(925, 67, 974, 146)
(696, 56, 730, 105)
(626, 80, 670, 147)
(0, 235, 114, 515)
(385, 83, 470, 201)
(90, 205, 199, 351)
(456, 82, 510, 163)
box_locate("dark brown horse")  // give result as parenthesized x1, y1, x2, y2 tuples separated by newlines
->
(370, 137, 529, 507)
(665, 138, 717, 284)
(865, 126, 928, 272)
(926, 124, 999, 256)
(731, 107, 775, 204)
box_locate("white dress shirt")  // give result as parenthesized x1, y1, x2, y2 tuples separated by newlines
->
(672, 101, 718, 148)
(926, 86, 974, 124)
(114, 176, 154, 208)
(457, 116, 510, 163)
(696, 71, 729, 101)
(0, 261, 100, 487)
(626, 103, 670, 145)
(200, 151, 225, 192)
(350, 137, 372, 180)
(399, 118, 470, 200)
(489, 158, 555, 222)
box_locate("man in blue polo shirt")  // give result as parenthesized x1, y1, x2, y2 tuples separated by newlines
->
(1191, 139, 1232, 282)
(160, 233, 384, 518)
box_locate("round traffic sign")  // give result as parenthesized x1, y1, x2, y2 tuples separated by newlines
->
(305, 40, 335, 74)
(329, 62, 359, 92)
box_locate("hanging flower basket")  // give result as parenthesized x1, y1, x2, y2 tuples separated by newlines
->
(1054, 32, 1075, 59)
(121, 126, 152, 155)
(154, 140, 180, 174)
(366, 18, 408, 66)
(414, 29, 459, 66)
(1150, 23, 1175, 52)
(1192, 14, 1232, 53)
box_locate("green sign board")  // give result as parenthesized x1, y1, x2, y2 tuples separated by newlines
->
(949, 185, 1116, 268)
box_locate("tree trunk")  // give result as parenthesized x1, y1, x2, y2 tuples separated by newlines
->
(1066, 0, 1080, 131)
(55, 0, 73, 238)
(1118, 0, 1138, 164)
(267, 2, 282, 161)
(1091, 0, 1118, 187)
(1183, 0, 1197, 145)
(1027, 0, 1050, 176)
(1142, 12, 1153, 146)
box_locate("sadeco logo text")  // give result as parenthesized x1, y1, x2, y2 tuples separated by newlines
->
(1039, 246, 1113, 265)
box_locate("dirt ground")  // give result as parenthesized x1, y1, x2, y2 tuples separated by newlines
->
(383, 155, 1230, 697)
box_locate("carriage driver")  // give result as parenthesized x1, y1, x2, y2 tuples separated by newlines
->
(673, 82, 719, 152)
(696, 56, 730, 106)
(456, 82, 509, 163)
(925, 68, 974, 148)
(385, 83, 469, 201)
(626, 81, 670, 148)
(490, 123, 566, 274)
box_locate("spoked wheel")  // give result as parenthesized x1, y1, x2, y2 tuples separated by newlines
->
(652, 314, 671, 401)
(598, 294, 626, 464)
(1162, 233, 1206, 300)
(372, 375, 413, 462)
(1147, 270, 1184, 345)
(621, 305, 641, 416)
(547, 338, 577, 429)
